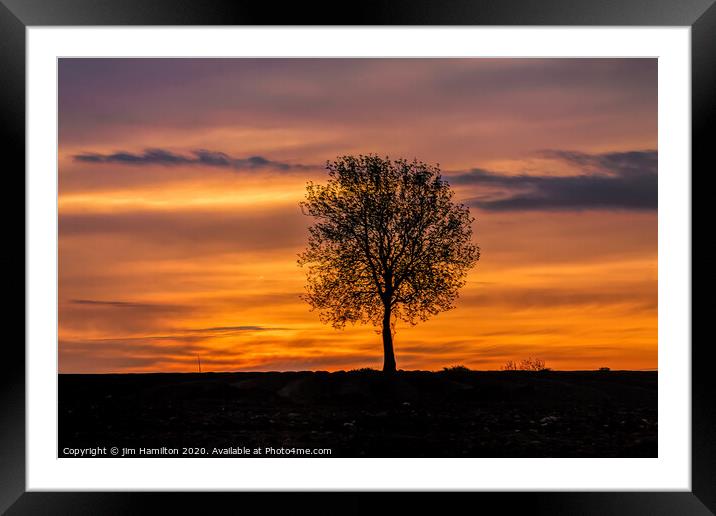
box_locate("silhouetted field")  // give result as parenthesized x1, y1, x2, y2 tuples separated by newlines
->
(59, 370, 656, 458)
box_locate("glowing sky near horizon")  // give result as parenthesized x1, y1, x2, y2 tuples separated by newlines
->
(58, 58, 658, 373)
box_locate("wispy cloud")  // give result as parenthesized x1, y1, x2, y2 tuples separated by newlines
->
(73, 148, 316, 171)
(190, 325, 285, 333)
(87, 325, 289, 342)
(537, 149, 656, 177)
(70, 298, 173, 309)
(448, 149, 657, 211)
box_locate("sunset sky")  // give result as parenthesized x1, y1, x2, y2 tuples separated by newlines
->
(58, 58, 657, 373)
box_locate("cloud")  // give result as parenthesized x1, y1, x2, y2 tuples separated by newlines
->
(59, 207, 310, 256)
(73, 148, 315, 171)
(189, 325, 284, 333)
(61, 298, 193, 336)
(70, 299, 174, 309)
(459, 285, 657, 312)
(449, 149, 656, 211)
(58, 333, 377, 373)
(61, 293, 300, 340)
(86, 325, 289, 343)
(537, 149, 657, 177)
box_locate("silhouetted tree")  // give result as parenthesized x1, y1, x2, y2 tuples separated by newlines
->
(298, 155, 480, 373)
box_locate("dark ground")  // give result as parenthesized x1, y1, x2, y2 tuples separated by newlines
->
(58, 370, 657, 458)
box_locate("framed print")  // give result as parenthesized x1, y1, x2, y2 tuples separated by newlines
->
(2, 0, 712, 514)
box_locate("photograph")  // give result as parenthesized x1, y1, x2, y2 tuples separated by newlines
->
(57, 57, 658, 459)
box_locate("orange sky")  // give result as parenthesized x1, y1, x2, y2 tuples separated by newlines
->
(58, 58, 657, 372)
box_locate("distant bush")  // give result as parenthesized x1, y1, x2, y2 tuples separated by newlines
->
(348, 367, 379, 373)
(502, 360, 518, 371)
(442, 365, 471, 373)
(520, 358, 546, 371)
(598, 367, 611, 372)
(502, 357, 548, 371)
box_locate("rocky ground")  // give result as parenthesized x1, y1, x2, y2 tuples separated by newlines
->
(59, 370, 657, 458)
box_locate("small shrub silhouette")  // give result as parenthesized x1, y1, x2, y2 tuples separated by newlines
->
(502, 360, 518, 371)
(442, 365, 471, 373)
(519, 357, 546, 371)
(348, 367, 379, 373)
(502, 357, 548, 371)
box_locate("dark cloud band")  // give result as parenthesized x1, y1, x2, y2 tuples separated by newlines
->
(449, 149, 657, 212)
(74, 148, 315, 171)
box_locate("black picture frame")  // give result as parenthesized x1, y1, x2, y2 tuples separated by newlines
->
(1, 1, 710, 514)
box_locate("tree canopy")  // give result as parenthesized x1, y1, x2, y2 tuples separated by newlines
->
(298, 155, 480, 372)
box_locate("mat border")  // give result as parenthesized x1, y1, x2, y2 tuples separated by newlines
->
(2, 1, 710, 514)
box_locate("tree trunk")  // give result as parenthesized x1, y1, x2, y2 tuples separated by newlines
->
(382, 304, 396, 373)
